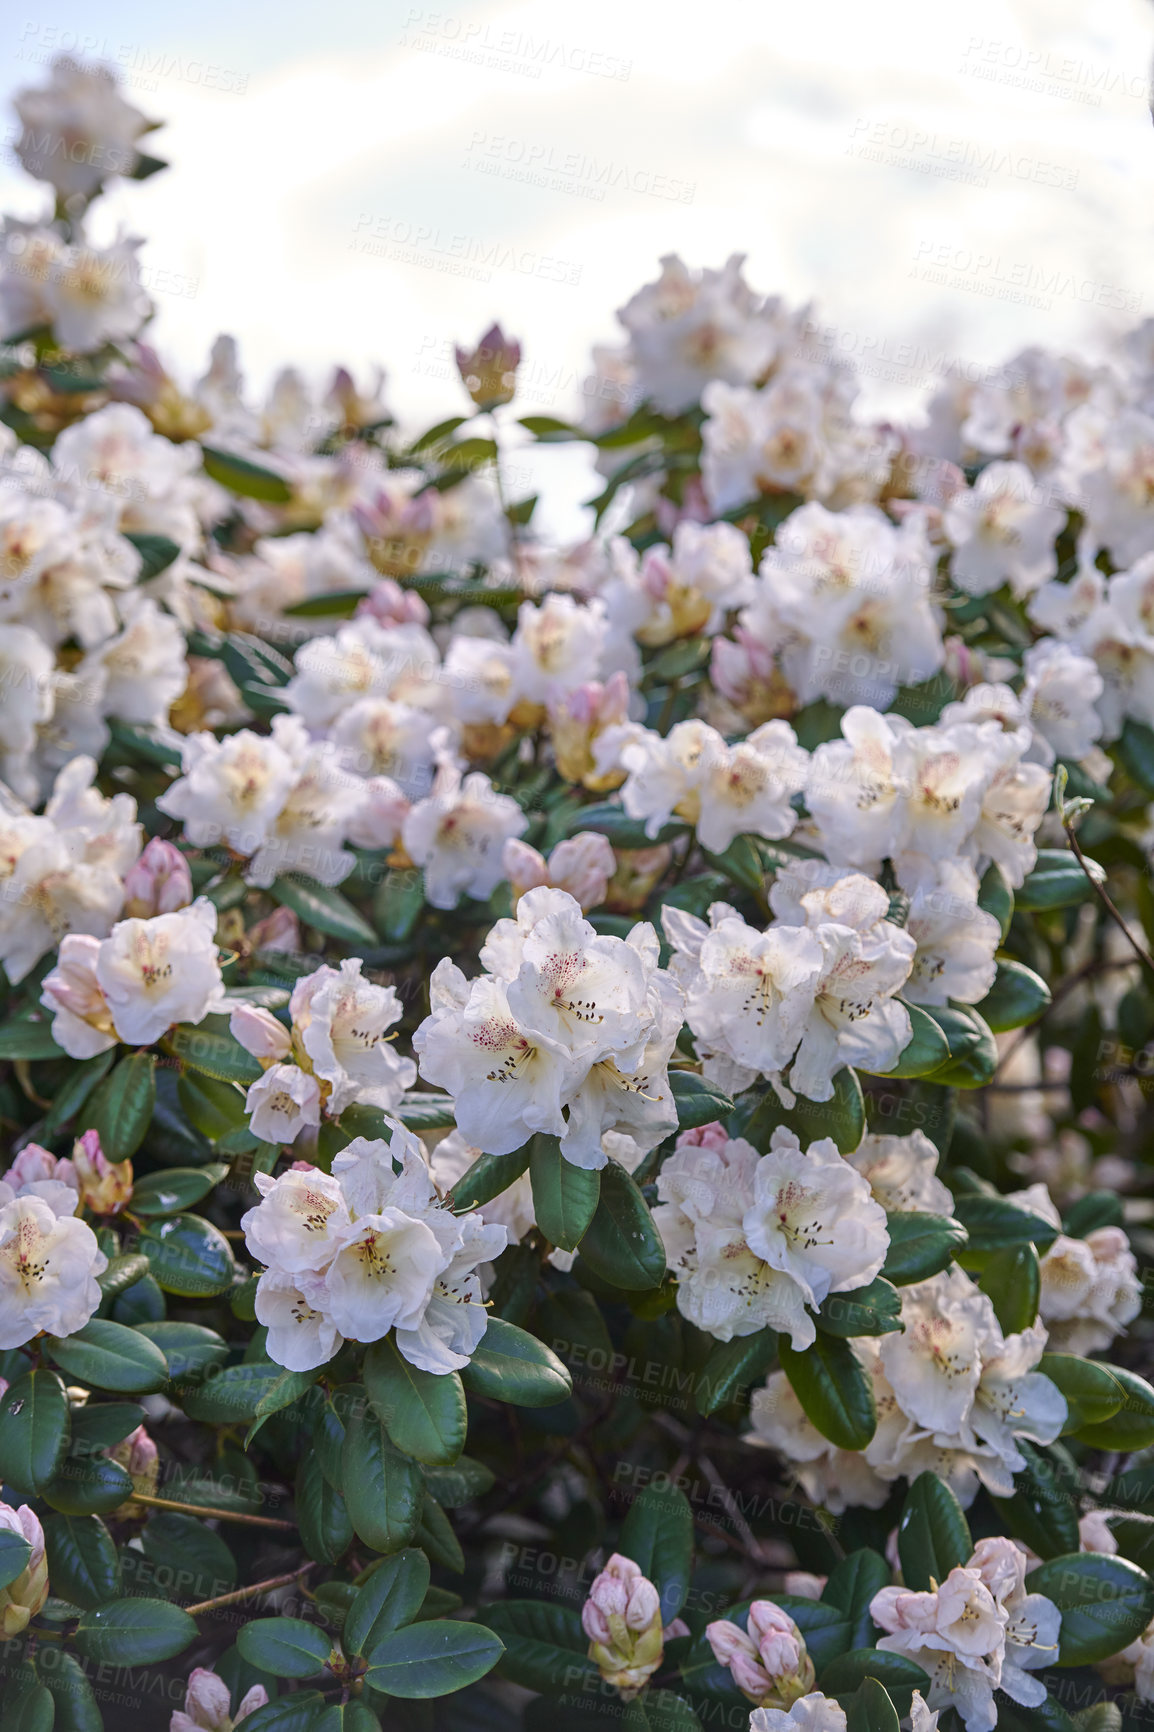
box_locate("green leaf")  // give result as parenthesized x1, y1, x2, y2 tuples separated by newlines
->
(821, 1649, 930, 1703)
(364, 1337, 466, 1467)
(138, 1213, 237, 1296)
(69, 1403, 144, 1454)
(0, 1370, 71, 1493)
(295, 1451, 352, 1567)
(460, 1316, 572, 1408)
(35, 1650, 103, 1732)
(0, 1529, 31, 1591)
(364, 1619, 503, 1699)
(1068, 1365, 1154, 1452)
(1025, 1552, 1154, 1664)
(924, 1004, 998, 1088)
(871, 1003, 951, 1079)
(6, 1683, 54, 1732)
(107, 718, 183, 770)
(977, 960, 1051, 1033)
(1062, 1191, 1123, 1237)
(448, 1144, 531, 1213)
(201, 445, 293, 502)
(420, 1454, 496, 1507)
(567, 801, 689, 848)
(484, 1600, 596, 1693)
(124, 532, 181, 579)
(134, 1321, 229, 1383)
(42, 1515, 121, 1608)
(47, 1320, 169, 1394)
(821, 1550, 892, 1650)
(341, 1396, 424, 1554)
(282, 588, 369, 619)
(241, 1695, 327, 1732)
(181, 1363, 284, 1423)
(42, 1452, 133, 1516)
(620, 1481, 694, 1622)
(177, 1068, 248, 1141)
(166, 1022, 262, 1085)
(953, 1194, 1058, 1253)
(1105, 1514, 1154, 1573)
(779, 1334, 876, 1450)
(898, 1472, 972, 1591)
(97, 1254, 153, 1299)
(416, 1492, 464, 1574)
(344, 1548, 430, 1655)
(978, 1244, 1041, 1333)
(1038, 1354, 1123, 1433)
(992, 1441, 1080, 1561)
(580, 1161, 666, 1291)
(271, 875, 376, 946)
(73, 1596, 197, 1664)
(237, 1617, 334, 1678)
(38, 1050, 117, 1139)
(978, 863, 1015, 942)
(1016, 848, 1104, 911)
(530, 1135, 601, 1251)
(0, 1018, 64, 1060)
(881, 1211, 967, 1285)
(816, 1277, 903, 1338)
(130, 1165, 229, 1215)
(669, 1069, 734, 1129)
(248, 1365, 324, 1440)
(993, 1690, 1079, 1732)
(844, 1676, 900, 1732)
(137, 1510, 237, 1603)
(746, 1065, 866, 1152)
(695, 1330, 779, 1417)
(79, 1052, 156, 1162)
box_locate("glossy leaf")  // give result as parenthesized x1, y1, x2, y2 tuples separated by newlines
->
(1025, 1552, 1154, 1664)
(73, 1596, 197, 1665)
(0, 1370, 70, 1493)
(779, 1333, 876, 1450)
(237, 1617, 334, 1678)
(47, 1321, 169, 1394)
(898, 1472, 971, 1591)
(364, 1618, 504, 1698)
(580, 1160, 667, 1291)
(530, 1135, 601, 1252)
(364, 1336, 467, 1466)
(460, 1317, 572, 1408)
(344, 1548, 430, 1655)
(881, 1211, 967, 1285)
(341, 1397, 424, 1554)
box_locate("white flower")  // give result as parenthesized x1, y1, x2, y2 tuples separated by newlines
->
(748, 1361, 892, 1513)
(244, 1064, 323, 1146)
(80, 597, 187, 728)
(655, 1128, 887, 1350)
(285, 620, 438, 731)
(241, 1165, 350, 1276)
(1037, 1225, 1142, 1354)
(806, 707, 909, 874)
(322, 1201, 445, 1341)
(157, 728, 298, 857)
(783, 875, 915, 1102)
(394, 1208, 507, 1373)
(617, 253, 781, 414)
(95, 897, 226, 1045)
(40, 231, 151, 352)
(662, 901, 822, 1079)
(879, 1268, 997, 1435)
(0, 1195, 108, 1348)
(744, 1129, 889, 1311)
(13, 56, 151, 197)
(330, 696, 437, 800)
(903, 861, 1001, 1007)
(253, 1267, 340, 1373)
(244, 716, 365, 890)
(966, 1321, 1067, 1491)
(401, 763, 527, 910)
(40, 932, 117, 1058)
(943, 461, 1064, 597)
(748, 1693, 847, 1732)
(612, 718, 807, 850)
(509, 593, 609, 705)
(413, 962, 577, 1156)
(290, 958, 416, 1115)
(1020, 639, 1104, 766)
(848, 1130, 954, 1215)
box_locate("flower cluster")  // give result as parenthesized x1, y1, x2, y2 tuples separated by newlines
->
(871, 1537, 1061, 1732)
(654, 1124, 888, 1349)
(413, 887, 683, 1168)
(240, 1119, 506, 1372)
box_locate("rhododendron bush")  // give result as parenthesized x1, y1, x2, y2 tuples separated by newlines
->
(4, 55, 1154, 1732)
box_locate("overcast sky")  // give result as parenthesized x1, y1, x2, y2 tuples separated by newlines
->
(2, 0, 1153, 530)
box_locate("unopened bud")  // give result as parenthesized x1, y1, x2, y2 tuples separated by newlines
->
(455, 323, 521, 411)
(123, 838, 193, 918)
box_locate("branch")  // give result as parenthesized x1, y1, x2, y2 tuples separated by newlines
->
(186, 1563, 313, 1617)
(1063, 816, 1154, 978)
(132, 1492, 296, 1531)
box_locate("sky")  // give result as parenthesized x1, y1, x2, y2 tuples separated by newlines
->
(1, 0, 1153, 531)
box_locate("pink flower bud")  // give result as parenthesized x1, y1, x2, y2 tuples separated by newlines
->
(748, 1601, 804, 1676)
(123, 838, 193, 919)
(229, 1004, 292, 1064)
(503, 839, 551, 903)
(71, 1129, 132, 1214)
(0, 1503, 47, 1636)
(7, 1144, 63, 1188)
(707, 1619, 770, 1700)
(455, 323, 522, 410)
(582, 1555, 666, 1698)
(676, 1120, 730, 1154)
(783, 1572, 828, 1600)
(247, 906, 302, 954)
(172, 1668, 233, 1732)
(546, 833, 615, 911)
(347, 776, 411, 850)
(110, 1424, 160, 1507)
(708, 1605, 815, 1708)
(355, 577, 431, 630)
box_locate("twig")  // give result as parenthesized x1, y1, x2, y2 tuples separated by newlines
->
(132, 1492, 295, 1531)
(186, 1563, 313, 1617)
(1063, 819, 1154, 978)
